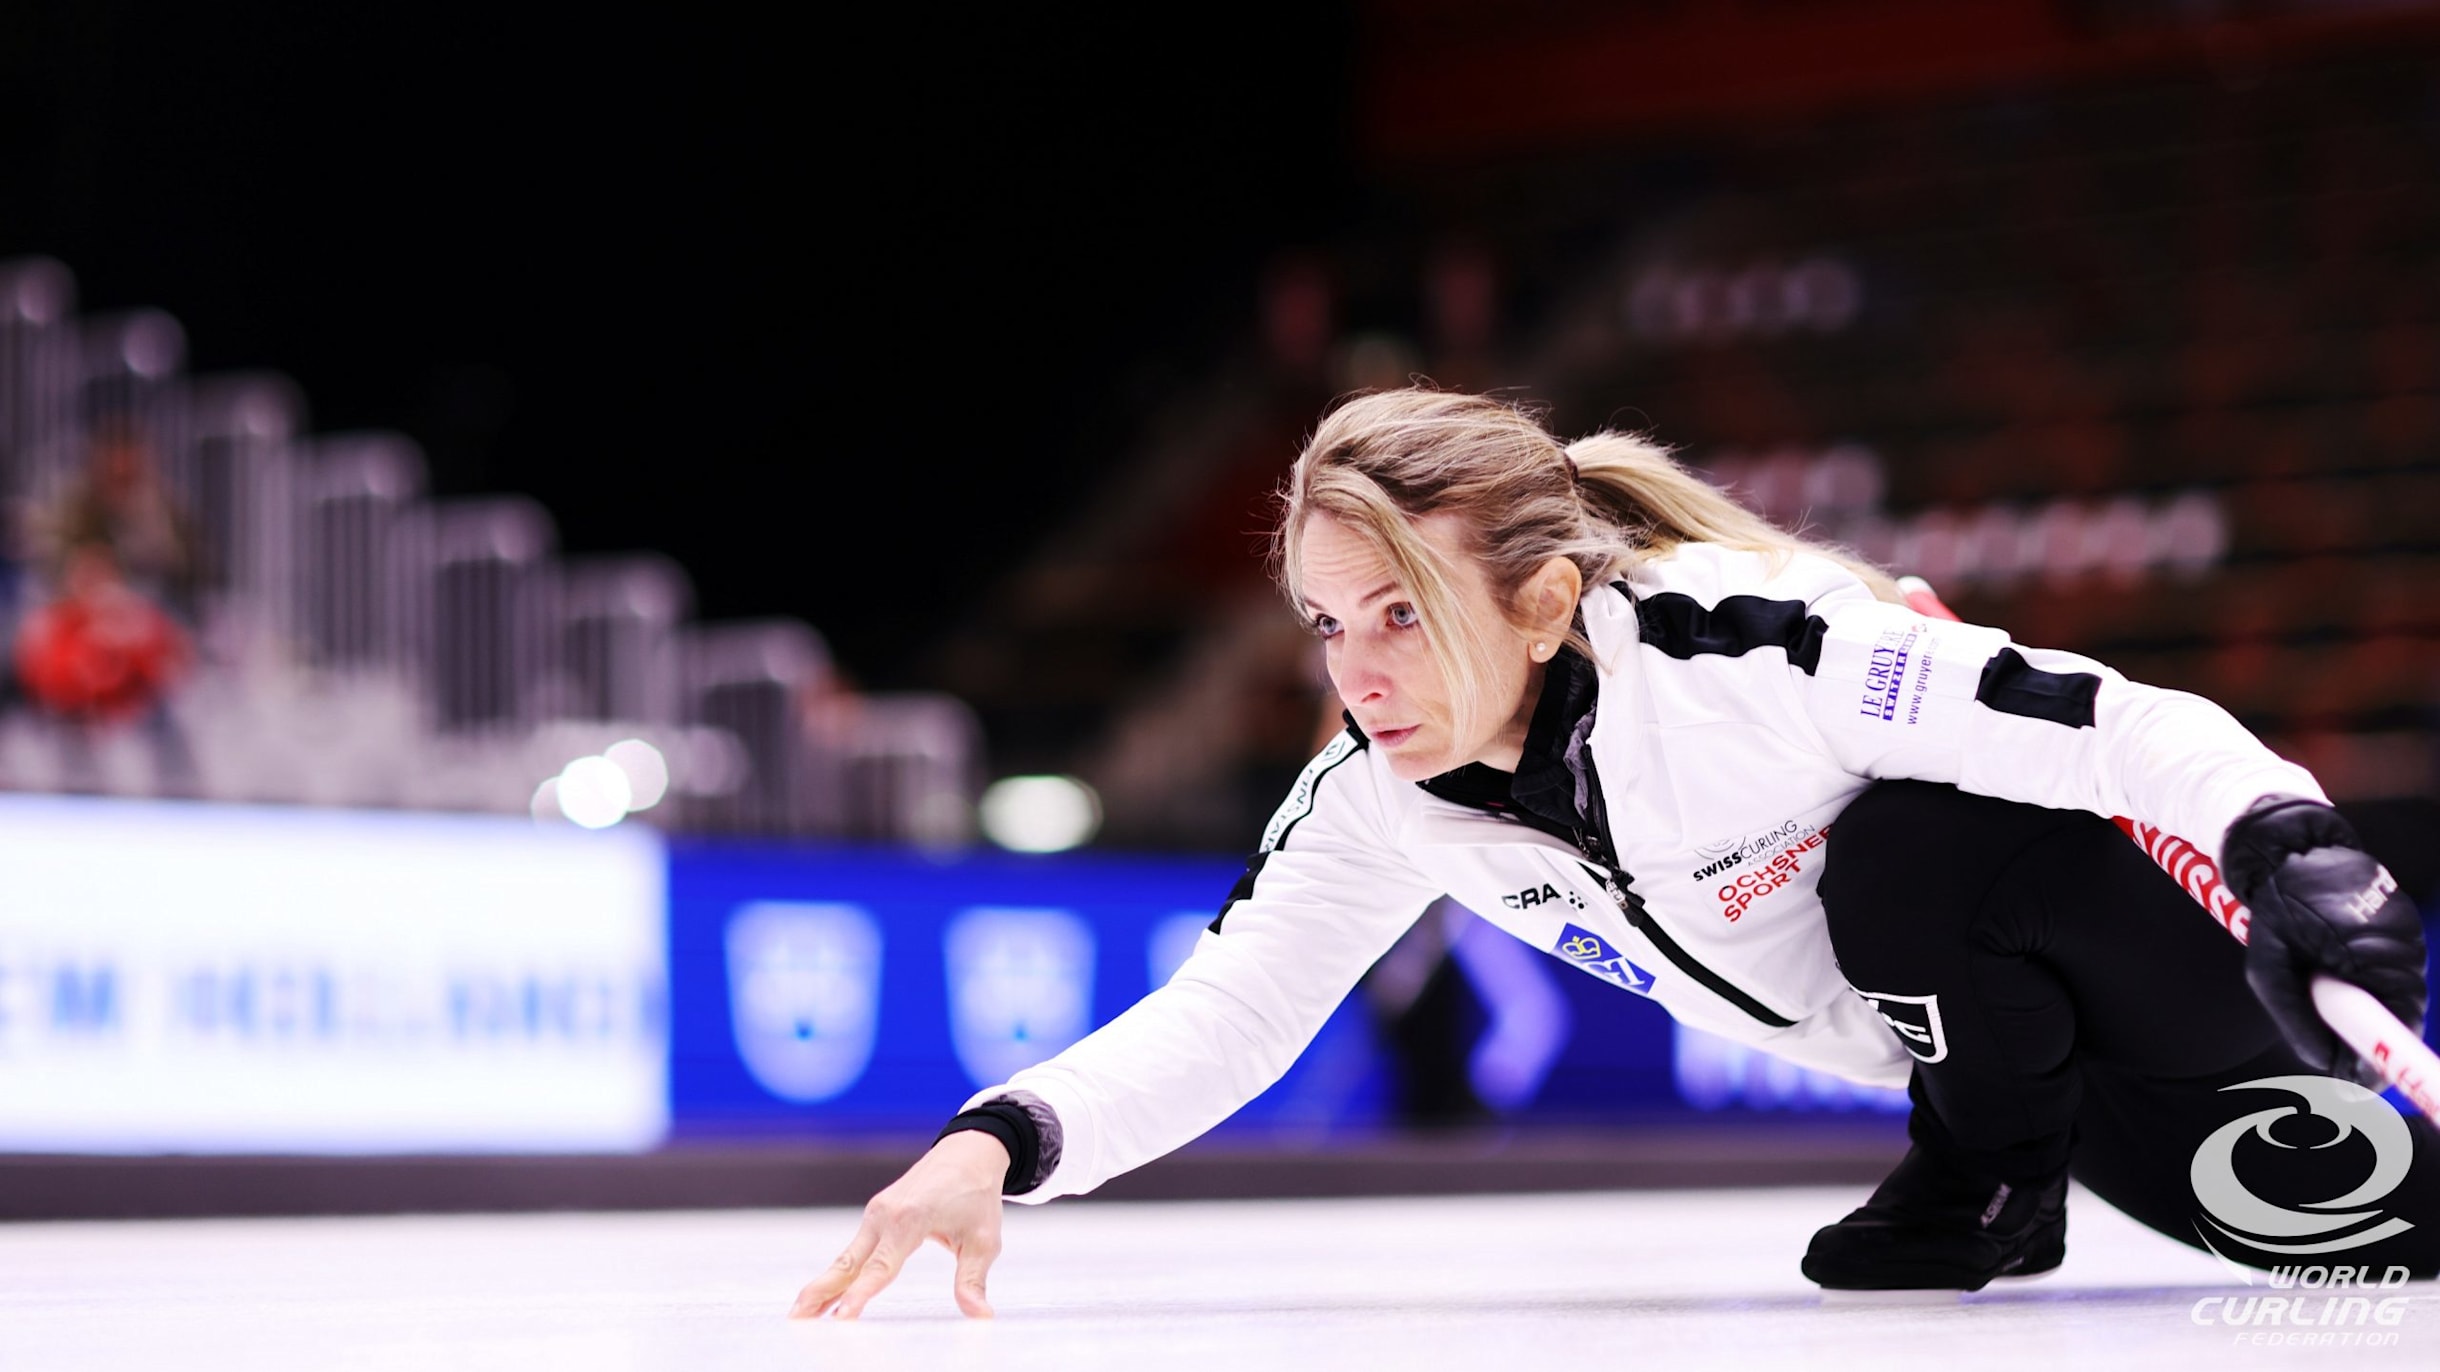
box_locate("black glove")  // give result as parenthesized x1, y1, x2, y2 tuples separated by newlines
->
(2221, 795, 2427, 1086)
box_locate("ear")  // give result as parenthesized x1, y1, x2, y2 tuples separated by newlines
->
(1517, 556, 1582, 657)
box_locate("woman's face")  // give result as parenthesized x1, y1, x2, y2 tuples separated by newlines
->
(1297, 513, 1539, 782)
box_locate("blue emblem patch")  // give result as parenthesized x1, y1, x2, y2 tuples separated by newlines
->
(1551, 923, 1655, 995)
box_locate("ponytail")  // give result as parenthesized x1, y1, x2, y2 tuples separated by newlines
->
(1564, 431, 1903, 603)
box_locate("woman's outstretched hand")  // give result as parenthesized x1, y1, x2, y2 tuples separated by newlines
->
(790, 1130, 1010, 1320)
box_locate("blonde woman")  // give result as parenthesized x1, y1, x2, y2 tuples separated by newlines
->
(797, 389, 2433, 1315)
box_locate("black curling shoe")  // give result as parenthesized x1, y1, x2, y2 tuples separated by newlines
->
(1801, 1144, 2068, 1291)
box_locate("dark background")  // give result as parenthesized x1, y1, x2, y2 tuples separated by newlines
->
(11, 0, 2440, 852)
(0, 2, 1357, 685)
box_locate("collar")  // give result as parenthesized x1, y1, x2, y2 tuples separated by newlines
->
(1411, 642, 1599, 833)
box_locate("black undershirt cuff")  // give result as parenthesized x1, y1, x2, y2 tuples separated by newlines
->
(935, 1100, 1042, 1195)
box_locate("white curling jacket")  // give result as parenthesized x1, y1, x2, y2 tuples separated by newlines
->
(970, 544, 2324, 1202)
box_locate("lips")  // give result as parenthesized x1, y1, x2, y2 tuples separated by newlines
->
(1372, 725, 1420, 747)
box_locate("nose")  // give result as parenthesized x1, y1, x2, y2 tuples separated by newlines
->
(1330, 636, 1390, 707)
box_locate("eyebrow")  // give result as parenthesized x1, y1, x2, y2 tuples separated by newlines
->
(1302, 581, 1400, 612)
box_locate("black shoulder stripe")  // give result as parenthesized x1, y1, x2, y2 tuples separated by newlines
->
(1210, 730, 1368, 933)
(1636, 592, 1827, 675)
(1208, 850, 1268, 934)
(1258, 730, 1367, 854)
(1975, 647, 2099, 728)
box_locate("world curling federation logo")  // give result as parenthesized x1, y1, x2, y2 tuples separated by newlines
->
(2191, 1075, 2416, 1257)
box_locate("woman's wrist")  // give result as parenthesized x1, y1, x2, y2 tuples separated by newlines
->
(930, 1127, 1013, 1185)
(935, 1100, 1037, 1193)
(935, 1091, 1060, 1195)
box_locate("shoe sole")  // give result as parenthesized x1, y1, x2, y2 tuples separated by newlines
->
(1818, 1287, 1964, 1306)
(1802, 1217, 2065, 1293)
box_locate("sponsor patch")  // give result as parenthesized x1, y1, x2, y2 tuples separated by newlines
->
(1713, 823, 1830, 922)
(1690, 818, 1807, 882)
(1859, 988, 1948, 1063)
(1858, 623, 1922, 722)
(1550, 923, 1655, 996)
(1902, 640, 1936, 726)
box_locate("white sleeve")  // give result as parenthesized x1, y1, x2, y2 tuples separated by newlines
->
(964, 731, 1441, 1202)
(1800, 579, 2325, 860)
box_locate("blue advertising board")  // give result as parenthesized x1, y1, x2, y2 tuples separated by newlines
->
(665, 843, 1395, 1139)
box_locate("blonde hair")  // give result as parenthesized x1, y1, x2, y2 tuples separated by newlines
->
(1273, 388, 1901, 745)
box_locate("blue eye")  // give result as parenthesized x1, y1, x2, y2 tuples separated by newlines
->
(1388, 604, 1419, 628)
(1310, 614, 1341, 638)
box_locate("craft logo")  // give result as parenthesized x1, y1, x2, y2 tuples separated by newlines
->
(1549, 923, 1654, 996)
(725, 902, 883, 1104)
(2191, 1075, 2417, 1260)
(1858, 988, 1947, 1063)
(943, 907, 1097, 1088)
(1502, 882, 1584, 911)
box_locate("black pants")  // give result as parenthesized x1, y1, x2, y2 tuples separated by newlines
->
(1820, 780, 2440, 1275)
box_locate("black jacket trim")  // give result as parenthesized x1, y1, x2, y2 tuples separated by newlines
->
(1974, 647, 2100, 728)
(1210, 726, 1368, 933)
(1636, 592, 1827, 675)
(1574, 859, 1797, 1028)
(1208, 851, 1269, 934)
(936, 1100, 1041, 1195)
(1419, 645, 1596, 842)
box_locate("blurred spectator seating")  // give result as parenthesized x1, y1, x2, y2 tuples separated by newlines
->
(0, 257, 978, 840)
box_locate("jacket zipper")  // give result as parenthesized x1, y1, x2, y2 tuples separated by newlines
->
(1570, 760, 1796, 1030)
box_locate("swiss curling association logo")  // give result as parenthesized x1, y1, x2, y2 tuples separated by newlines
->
(2192, 1075, 2417, 1260)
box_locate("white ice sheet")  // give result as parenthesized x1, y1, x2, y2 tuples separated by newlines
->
(0, 1186, 2429, 1371)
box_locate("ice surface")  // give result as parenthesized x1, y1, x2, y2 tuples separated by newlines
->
(0, 1185, 2430, 1370)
